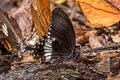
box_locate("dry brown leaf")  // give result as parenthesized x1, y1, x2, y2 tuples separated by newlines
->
(96, 53, 110, 72)
(76, 0, 120, 28)
(31, 5, 46, 37)
(75, 29, 90, 44)
(12, 0, 33, 37)
(112, 34, 120, 43)
(89, 31, 107, 48)
(31, 0, 51, 38)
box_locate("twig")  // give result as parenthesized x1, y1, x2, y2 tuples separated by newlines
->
(81, 44, 120, 55)
(70, 6, 77, 20)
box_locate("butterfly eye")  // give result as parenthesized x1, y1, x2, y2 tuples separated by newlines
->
(33, 8, 75, 62)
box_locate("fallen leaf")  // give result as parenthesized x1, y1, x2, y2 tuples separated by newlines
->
(89, 31, 107, 48)
(75, 28, 89, 44)
(76, 30, 90, 44)
(96, 53, 110, 72)
(31, 0, 51, 38)
(12, 0, 33, 37)
(76, 0, 120, 28)
(111, 34, 120, 43)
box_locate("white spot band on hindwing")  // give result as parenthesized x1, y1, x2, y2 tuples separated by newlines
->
(43, 36, 53, 61)
(43, 16, 54, 61)
(2, 23, 8, 36)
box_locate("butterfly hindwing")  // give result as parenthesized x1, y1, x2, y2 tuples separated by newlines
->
(0, 8, 23, 53)
(43, 8, 75, 61)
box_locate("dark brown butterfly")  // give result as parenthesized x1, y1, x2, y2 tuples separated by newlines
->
(33, 8, 75, 62)
(0, 8, 24, 55)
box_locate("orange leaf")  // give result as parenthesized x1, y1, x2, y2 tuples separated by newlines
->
(31, 0, 51, 38)
(31, 5, 45, 37)
(76, 0, 120, 28)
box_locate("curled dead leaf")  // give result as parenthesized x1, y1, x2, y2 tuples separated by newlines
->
(76, 0, 120, 28)
(89, 31, 107, 48)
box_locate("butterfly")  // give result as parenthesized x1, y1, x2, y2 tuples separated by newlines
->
(0, 8, 24, 55)
(33, 8, 75, 62)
